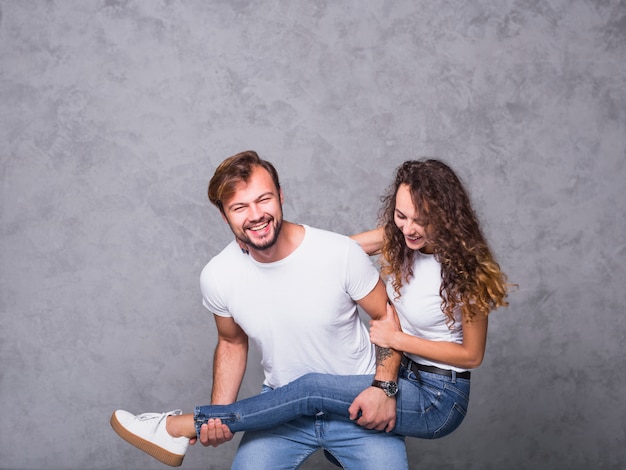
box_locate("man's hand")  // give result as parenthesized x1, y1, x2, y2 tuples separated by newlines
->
(348, 386, 397, 432)
(188, 419, 235, 447)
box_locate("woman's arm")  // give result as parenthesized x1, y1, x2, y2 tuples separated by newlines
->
(350, 227, 384, 256)
(369, 304, 489, 370)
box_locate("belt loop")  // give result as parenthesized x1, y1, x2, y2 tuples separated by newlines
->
(409, 358, 419, 381)
(403, 356, 414, 379)
(451, 370, 457, 383)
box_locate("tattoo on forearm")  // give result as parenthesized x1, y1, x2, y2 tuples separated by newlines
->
(376, 346, 392, 363)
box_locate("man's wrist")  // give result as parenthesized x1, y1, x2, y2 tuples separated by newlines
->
(371, 379, 398, 397)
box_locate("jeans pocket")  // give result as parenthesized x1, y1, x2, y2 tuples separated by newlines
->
(432, 402, 467, 439)
(422, 380, 443, 397)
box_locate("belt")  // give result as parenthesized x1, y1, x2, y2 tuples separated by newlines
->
(401, 356, 471, 380)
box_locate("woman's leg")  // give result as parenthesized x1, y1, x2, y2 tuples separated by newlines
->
(165, 413, 197, 438)
(194, 370, 471, 439)
(168, 369, 473, 440)
(194, 373, 372, 435)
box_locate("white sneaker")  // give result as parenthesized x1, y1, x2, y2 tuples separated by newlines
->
(110, 409, 189, 467)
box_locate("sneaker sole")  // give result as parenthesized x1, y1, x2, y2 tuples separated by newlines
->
(110, 412, 185, 467)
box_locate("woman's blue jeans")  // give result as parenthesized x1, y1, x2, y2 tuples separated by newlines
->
(194, 367, 470, 469)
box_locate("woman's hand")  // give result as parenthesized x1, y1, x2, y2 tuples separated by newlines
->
(369, 302, 402, 349)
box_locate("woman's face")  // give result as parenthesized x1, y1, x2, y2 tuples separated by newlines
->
(393, 184, 435, 254)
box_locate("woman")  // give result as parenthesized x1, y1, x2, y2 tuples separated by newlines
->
(111, 159, 512, 467)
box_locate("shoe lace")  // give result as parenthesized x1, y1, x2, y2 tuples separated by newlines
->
(136, 410, 183, 433)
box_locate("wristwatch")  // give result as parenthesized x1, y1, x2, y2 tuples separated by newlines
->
(371, 379, 398, 397)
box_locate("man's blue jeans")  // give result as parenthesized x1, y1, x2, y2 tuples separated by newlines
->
(195, 368, 470, 469)
(231, 413, 407, 470)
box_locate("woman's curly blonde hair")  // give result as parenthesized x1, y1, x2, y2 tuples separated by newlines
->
(379, 159, 512, 326)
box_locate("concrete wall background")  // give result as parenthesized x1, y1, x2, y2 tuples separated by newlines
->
(1, 1, 625, 469)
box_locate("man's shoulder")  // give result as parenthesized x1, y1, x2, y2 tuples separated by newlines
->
(304, 225, 366, 258)
(201, 241, 243, 276)
(303, 225, 350, 244)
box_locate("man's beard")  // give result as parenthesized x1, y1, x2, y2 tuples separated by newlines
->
(236, 216, 283, 251)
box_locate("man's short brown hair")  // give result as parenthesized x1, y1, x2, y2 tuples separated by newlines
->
(208, 150, 281, 214)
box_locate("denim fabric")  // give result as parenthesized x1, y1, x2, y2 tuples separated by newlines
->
(395, 366, 470, 439)
(194, 368, 470, 468)
(231, 414, 407, 470)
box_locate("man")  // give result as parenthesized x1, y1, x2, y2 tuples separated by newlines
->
(196, 151, 407, 469)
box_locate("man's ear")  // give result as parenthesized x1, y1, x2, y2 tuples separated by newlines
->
(220, 211, 228, 223)
(279, 188, 284, 205)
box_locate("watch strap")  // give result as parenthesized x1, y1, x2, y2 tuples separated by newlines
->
(371, 379, 398, 397)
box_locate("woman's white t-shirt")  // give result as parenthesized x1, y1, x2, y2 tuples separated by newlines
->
(388, 250, 467, 373)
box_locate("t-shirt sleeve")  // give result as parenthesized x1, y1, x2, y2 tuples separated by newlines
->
(199, 261, 232, 317)
(344, 237, 380, 301)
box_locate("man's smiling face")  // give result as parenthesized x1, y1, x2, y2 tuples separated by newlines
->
(222, 165, 284, 252)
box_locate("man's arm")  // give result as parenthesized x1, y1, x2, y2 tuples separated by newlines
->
(195, 314, 248, 447)
(357, 278, 402, 380)
(211, 315, 249, 404)
(350, 278, 402, 432)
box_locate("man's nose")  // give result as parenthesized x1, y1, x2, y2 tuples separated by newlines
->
(247, 203, 263, 221)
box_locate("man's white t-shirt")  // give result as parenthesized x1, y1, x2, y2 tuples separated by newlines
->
(201, 225, 379, 388)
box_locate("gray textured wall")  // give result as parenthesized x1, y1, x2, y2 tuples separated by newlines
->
(1, 1, 625, 469)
